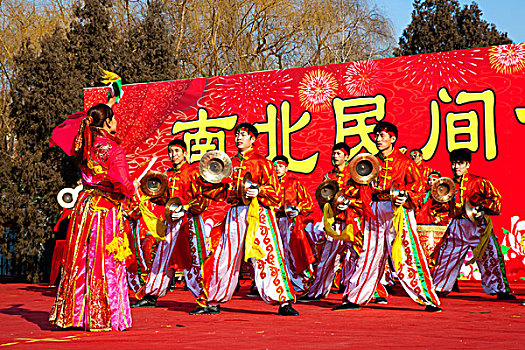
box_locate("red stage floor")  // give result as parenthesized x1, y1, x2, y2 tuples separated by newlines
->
(0, 280, 524, 349)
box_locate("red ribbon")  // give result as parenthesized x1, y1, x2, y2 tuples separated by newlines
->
(289, 215, 316, 274)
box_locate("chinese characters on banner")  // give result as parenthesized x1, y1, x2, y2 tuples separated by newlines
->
(84, 43, 525, 280)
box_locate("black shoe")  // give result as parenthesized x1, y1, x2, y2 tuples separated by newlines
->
(437, 291, 449, 298)
(278, 304, 299, 316)
(384, 284, 396, 295)
(246, 289, 260, 298)
(496, 292, 517, 301)
(189, 305, 221, 315)
(331, 284, 345, 294)
(130, 295, 157, 308)
(297, 295, 321, 303)
(521, 301, 525, 306)
(452, 280, 460, 292)
(371, 297, 388, 304)
(332, 301, 360, 311)
(424, 305, 442, 313)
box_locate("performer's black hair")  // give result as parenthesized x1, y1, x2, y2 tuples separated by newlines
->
(449, 148, 472, 163)
(235, 122, 259, 139)
(272, 155, 289, 165)
(332, 142, 351, 155)
(428, 170, 441, 178)
(168, 139, 187, 151)
(373, 121, 398, 139)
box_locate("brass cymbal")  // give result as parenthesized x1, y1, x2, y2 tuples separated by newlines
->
(315, 179, 339, 208)
(140, 171, 168, 198)
(431, 177, 456, 203)
(165, 197, 184, 225)
(199, 150, 233, 184)
(348, 153, 380, 185)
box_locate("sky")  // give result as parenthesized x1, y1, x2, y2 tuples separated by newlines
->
(373, 0, 525, 44)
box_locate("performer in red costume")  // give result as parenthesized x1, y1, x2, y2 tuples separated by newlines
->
(131, 139, 210, 308)
(300, 143, 360, 302)
(195, 123, 298, 316)
(415, 171, 450, 266)
(49, 101, 135, 331)
(416, 171, 450, 226)
(410, 148, 435, 192)
(333, 121, 441, 312)
(432, 149, 515, 300)
(272, 155, 315, 297)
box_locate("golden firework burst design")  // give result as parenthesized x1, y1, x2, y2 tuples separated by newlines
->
(343, 60, 382, 97)
(298, 69, 338, 112)
(401, 49, 482, 90)
(489, 43, 525, 74)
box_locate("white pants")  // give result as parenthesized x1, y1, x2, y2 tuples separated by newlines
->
(204, 205, 295, 305)
(432, 218, 511, 295)
(307, 221, 358, 299)
(277, 217, 314, 294)
(344, 201, 440, 307)
(138, 215, 208, 299)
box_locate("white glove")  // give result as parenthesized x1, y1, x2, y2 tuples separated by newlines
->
(171, 211, 185, 221)
(336, 203, 349, 211)
(245, 187, 260, 198)
(287, 209, 299, 218)
(394, 193, 407, 207)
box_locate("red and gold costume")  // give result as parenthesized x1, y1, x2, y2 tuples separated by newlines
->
(50, 129, 134, 331)
(416, 160, 435, 192)
(306, 166, 361, 299)
(275, 173, 315, 295)
(136, 161, 210, 305)
(343, 147, 440, 308)
(415, 191, 450, 265)
(432, 172, 511, 295)
(201, 148, 295, 305)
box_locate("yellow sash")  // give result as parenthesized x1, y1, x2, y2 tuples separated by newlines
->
(391, 205, 405, 270)
(138, 195, 167, 241)
(105, 207, 132, 262)
(467, 215, 493, 265)
(322, 203, 362, 252)
(244, 198, 266, 261)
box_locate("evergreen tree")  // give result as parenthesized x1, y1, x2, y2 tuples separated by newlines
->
(1, 0, 120, 282)
(119, 0, 182, 84)
(67, 0, 120, 88)
(394, 0, 512, 56)
(2, 30, 75, 282)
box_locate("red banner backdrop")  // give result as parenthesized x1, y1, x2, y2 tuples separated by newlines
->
(84, 43, 525, 281)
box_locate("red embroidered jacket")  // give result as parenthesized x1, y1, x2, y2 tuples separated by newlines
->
(80, 129, 134, 198)
(204, 148, 281, 208)
(416, 192, 450, 225)
(275, 173, 314, 216)
(450, 172, 502, 219)
(166, 161, 208, 215)
(416, 161, 435, 192)
(371, 147, 425, 210)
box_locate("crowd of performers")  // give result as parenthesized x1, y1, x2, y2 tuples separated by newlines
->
(48, 100, 520, 332)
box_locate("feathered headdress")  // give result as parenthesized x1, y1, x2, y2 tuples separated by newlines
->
(101, 69, 123, 103)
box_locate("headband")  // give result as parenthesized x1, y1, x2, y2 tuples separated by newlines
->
(273, 160, 287, 167)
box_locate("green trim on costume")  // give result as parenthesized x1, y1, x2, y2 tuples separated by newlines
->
(403, 208, 434, 304)
(490, 233, 511, 292)
(193, 216, 205, 264)
(265, 207, 294, 300)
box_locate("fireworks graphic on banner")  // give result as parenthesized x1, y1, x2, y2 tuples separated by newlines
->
(402, 49, 482, 90)
(298, 69, 338, 112)
(343, 60, 382, 96)
(209, 70, 294, 121)
(489, 43, 525, 74)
